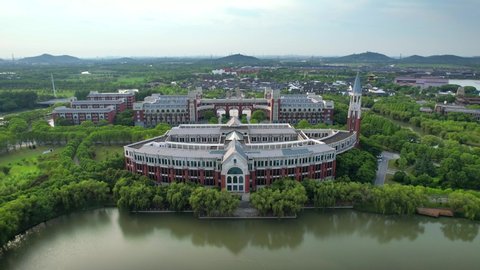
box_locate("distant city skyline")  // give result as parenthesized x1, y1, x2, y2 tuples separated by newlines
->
(1, 0, 479, 59)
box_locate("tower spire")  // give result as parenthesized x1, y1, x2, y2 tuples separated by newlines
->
(347, 72, 362, 146)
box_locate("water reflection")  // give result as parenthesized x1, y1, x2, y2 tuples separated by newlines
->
(117, 210, 479, 253)
(0, 209, 113, 266)
(1, 208, 479, 270)
(117, 212, 304, 253)
(441, 221, 479, 242)
(303, 211, 426, 244)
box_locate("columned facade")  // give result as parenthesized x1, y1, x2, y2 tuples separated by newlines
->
(134, 88, 334, 127)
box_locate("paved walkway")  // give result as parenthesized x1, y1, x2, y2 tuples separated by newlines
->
(375, 151, 400, 186)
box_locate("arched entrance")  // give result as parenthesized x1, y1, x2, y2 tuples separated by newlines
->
(229, 108, 239, 118)
(216, 108, 226, 117)
(226, 167, 244, 192)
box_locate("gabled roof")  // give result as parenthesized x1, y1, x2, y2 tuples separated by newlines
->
(353, 72, 362, 95)
(225, 130, 244, 141)
(226, 117, 242, 127)
(223, 139, 247, 162)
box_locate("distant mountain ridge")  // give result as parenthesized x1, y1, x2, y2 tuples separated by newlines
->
(325, 51, 480, 65)
(214, 54, 260, 63)
(400, 54, 478, 65)
(7, 52, 480, 66)
(19, 54, 81, 64)
(332, 52, 393, 63)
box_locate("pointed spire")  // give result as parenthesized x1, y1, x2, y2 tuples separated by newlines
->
(353, 72, 362, 95)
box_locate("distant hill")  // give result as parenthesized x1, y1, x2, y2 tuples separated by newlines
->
(18, 54, 81, 64)
(323, 52, 480, 65)
(400, 54, 477, 65)
(214, 54, 260, 63)
(332, 52, 393, 63)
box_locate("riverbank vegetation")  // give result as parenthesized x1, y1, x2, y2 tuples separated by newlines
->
(250, 179, 307, 217)
(0, 115, 171, 248)
(114, 179, 240, 216)
(301, 180, 480, 219)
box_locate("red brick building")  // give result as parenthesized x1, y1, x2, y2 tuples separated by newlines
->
(52, 106, 116, 125)
(124, 118, 357, 193)
(71, 99, 127, 113)
(133, 88, 334, 127)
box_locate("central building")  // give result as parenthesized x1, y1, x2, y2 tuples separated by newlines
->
(125, 73, 363, 193)
(124, 117, 357, 193)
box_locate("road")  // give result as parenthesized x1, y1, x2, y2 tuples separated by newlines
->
(374, 151, 400, 186)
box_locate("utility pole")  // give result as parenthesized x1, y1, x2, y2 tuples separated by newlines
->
(51, 74, 57, 98)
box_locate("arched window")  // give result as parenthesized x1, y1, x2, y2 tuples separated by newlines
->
(227, 167, 243, 175)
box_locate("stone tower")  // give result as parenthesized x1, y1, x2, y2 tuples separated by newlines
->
(347, 73, 362, 146)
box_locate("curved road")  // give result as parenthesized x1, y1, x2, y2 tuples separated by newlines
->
(375, 151, 400, 186)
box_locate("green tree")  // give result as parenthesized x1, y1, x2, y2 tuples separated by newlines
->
(166, 182, 195, 211)
(115, 110, 134, 126)
(251, 179, 307, 217)
(251, 110, 266, 122)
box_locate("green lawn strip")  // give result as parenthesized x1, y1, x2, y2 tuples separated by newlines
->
(94, 145, 124, 161)
(0, 146, 64, 166)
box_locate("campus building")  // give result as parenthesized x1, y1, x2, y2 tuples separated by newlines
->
(87, 90, 136, 109)
(124, 74, 363, 193)
(433, 87, 480, 121)
(133, 88, 334, 127)
(71, 99, 127, 113)
(456, 87, 480, 105)
(52, 90, 135, 125)
(434, 104, 480, 121)
(394, 77, 449, 89)
(52, 106, 116, 125)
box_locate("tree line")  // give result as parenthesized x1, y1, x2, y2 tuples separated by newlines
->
(0, 91, 38, 112)
(113, 178, 239, 217)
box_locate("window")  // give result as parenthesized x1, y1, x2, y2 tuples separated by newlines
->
(226, 167, 244, 192)
(227, 167, 243, 174)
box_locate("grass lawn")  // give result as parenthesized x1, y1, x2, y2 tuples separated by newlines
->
(0, 146, 65, 177)
(94, 145, 124, 161)
(387, 159, 398, 170)
(384, 174, 397, 185)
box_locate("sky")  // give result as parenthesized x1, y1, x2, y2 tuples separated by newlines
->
(1, 0, 479, 59)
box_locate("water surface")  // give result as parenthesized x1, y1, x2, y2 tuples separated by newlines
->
(1, 208, 479, 270)
(449, 79, 480, 89)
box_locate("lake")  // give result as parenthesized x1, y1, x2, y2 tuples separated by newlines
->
(449, 79, 480, 89)
(0, 208, 479, 270)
